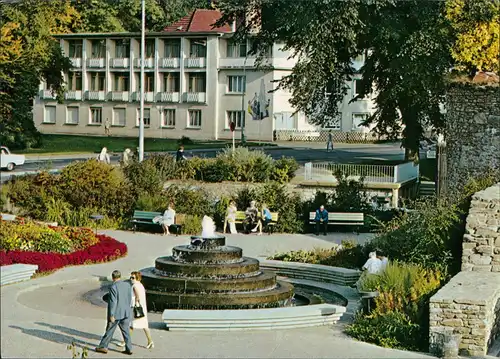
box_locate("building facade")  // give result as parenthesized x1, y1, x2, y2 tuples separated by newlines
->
(34, 9, 375, 141)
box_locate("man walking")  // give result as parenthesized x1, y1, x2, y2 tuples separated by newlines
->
(326, 130, 334, 152)
(96, 270, 133, 355)
(104, 118, 111, 136)
(315, 205, 329, 236)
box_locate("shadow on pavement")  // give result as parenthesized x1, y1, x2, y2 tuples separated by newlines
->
(35, 322, 102, 342)
(9, 325, 95, 348)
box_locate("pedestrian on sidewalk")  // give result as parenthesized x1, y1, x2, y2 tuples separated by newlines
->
(104, 118, 111, 136)
(96, 270, 133, 355)
(326, 130, 334, 152)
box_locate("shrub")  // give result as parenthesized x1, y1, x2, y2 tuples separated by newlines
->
(182, 215, 202, 235)
(216, 147, 274, 182)
(331, 170, 371, 212)
(268, 247, 338, 263)
(123, 158, 165, 194)
(135, 193, 169, 212)
(271, 156, 300, 183)
(162, 185, 215, 217)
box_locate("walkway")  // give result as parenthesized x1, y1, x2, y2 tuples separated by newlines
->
(1, 231, 434, 359)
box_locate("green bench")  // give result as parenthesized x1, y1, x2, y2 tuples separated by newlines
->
(131, 210, 185, 236)
(308, 212, 364, 233)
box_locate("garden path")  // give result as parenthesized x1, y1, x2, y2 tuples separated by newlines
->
(1, 230, 435, 359)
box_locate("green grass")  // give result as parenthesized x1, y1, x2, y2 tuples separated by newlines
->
(19, 134, 274, 154)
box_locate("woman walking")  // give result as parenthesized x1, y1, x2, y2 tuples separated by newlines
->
(118, 271, 154, 349)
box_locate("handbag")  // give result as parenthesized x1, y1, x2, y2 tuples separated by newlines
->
(133, 304, 145, 319)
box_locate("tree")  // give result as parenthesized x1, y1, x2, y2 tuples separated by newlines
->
(0, 0, 78, 148)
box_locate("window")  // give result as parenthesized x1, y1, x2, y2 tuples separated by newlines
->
(91, 40, 106, 58)
(227, 40, 247, 58)
(137, 108, 151, 126)
(164, 40, 180, 58)
(90, 73, 105, 91)
(66, 107, 79, 124)
(163, 109, 176, 127)
(141, 39, 155, 58)
(44, 106, 56, 123)
(113, 108, 126, 126)
(227, 111, 245, 129)
(115, 39, 130, 58)
(164, 73, 180, 92)
(67, 72, 82, 91)
(188, 110, 202, 128)
(322, 115, 341, 130)
(68, 40, 83, 58)
(352, 113, 369, 130)
(353, 79, 365, 98)
(248, 39, 272, 57)
(90, 107, 102, 124)
(189, 40, 206, 57)
(114, 73, 130, 91)
(228, 76, 246, 93)
(188, 74, 206, 92)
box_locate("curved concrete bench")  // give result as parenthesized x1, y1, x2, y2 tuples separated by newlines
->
(0, 264, 38, 286)
(260, 260, 361, 286)
(163, 303, 346, 331)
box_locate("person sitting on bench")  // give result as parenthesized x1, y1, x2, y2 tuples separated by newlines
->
(160, 203, 176, 235)
(251, 203, 272, 235)
(244, 201, 258, 234)
(315, 205, 328, 236)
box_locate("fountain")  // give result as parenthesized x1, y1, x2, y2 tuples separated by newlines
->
(140, 216, 294, 310)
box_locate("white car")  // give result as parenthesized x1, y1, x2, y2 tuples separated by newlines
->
(1, 146, 25, 171)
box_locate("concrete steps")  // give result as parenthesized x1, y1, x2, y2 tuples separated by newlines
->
(0, 264, 38, 286)
(419, 181, 436, 197)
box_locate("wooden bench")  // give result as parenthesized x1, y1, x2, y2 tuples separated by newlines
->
(131, 210, 186, 236)
(226, 211, 279, 234)
(308, 212, 364, 233)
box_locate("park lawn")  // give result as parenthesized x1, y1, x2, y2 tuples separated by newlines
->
(19, 134, 273, 154)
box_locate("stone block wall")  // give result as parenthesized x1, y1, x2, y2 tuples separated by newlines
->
(461, 183, 500, 272)
(429, 272, 500, 357)
(445, 83, 500, 196)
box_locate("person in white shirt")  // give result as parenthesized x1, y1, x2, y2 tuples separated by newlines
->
(362, 251, 383, 275)
(377, 250, 389, 271)
(160, 203, 176, 235)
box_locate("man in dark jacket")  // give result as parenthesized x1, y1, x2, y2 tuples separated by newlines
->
(315, 205, 328, 235)
(176, 145, 186, 162)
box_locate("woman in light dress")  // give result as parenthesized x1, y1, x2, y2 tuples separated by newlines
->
(224, 201, 238, 234)
(97, 147, 110, 164)
(118, 271, 154, 349)
(154, 203, 175, 235)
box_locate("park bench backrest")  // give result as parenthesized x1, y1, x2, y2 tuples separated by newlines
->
(133, 211, 162, 220)
(235, 211, 246, 221)
(328, 212, 364, 223)
(270, 212, 279, 222)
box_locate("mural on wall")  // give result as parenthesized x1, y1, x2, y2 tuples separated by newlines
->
(248, 79, 270, 121)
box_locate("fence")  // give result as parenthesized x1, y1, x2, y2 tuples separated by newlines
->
(304, 162, 419, 184)
(274, 129, 400, 143)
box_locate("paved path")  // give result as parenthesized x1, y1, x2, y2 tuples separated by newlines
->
(1, 230, 434, 359)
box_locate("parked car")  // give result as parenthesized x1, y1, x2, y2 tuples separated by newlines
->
(1, 146, 25, 171)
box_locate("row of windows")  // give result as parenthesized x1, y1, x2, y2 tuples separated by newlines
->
(62, 73, 245, 93)
(321, 113, 369, 130)
(43, 106, 245, 129)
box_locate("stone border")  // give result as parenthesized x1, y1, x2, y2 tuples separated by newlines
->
(0, 264, 38, 286)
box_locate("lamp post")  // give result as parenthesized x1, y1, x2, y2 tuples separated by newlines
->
(138, 0, 146, 162)
(240, 56, 248, 146)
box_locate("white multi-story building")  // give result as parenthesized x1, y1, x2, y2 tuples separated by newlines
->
(34, 9, 375, 141)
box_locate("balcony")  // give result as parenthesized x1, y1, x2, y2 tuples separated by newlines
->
(158, 92, 180, 103)
(133, 92, 155, 102)
(184, 57, 206, 68)
(183, 92, 206, 103)
(64, 90, 82, 100)
(87, 58, 105, 68)
(110, 58, 130, 68)
(85, 91, 106, 101)
(40, 90, 56, 100)
(219, 57, 256, 69)
(134, 58, 154, 69)
(70, 58, 82, 68)
(110, 91, 129, 102)
(159, 58, 180, 68)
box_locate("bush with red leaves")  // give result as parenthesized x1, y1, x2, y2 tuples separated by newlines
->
(0, 234, 127, 273)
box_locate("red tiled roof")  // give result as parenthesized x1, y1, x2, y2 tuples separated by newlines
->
(163, 9, 232, 33)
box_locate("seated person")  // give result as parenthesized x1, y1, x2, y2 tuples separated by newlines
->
(224, 201, 238, 234)
(362, 251, 382, 275)
(243, 201, 258, 234)
(376, 250, 389, 271)
(160, 203, 176, 235)
(252, 203, 272, 235)
(315, 205, 328, 235)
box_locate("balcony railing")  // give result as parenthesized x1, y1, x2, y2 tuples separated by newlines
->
(85, 91, 106, 101)
(40, 90, 56, 99)
(64, 90, 82, 100)
(133, 92, 155, 102)
(110, 91, 129, 101)
(159, 58, 180, 68)
(158, 92, 180, 103)
(110, 58, 130, 68)
(184, 57, 206, 68)
(134, 58, 154, 68)
(219, 57, 256, 68)
(183, 92, 206, 103)
(87, 58, 105, 68)
(70, 58, 82, 68)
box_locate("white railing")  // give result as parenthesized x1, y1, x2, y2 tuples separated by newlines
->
(133, 92, 155, 102)
(70, 58, 82, 68)
(110, 91, 129, 101)
(159, 57, 180, 68)
(304, 162, 397, 183)
(394, 162, 419, 183)
(159, 92, 180, 102)
(40, 90, 56, 99)
(110, 58, 130, 68)
(219, 57, 256, 68)
(134, 57, 154, 68)
(183, 92, 206, 103)
(64, 90, 82, 100)
(274, 129, 399, 143)
(85, 91, 106, 101)
(87, 58, 105, 68)
(184, 57, 206, 68)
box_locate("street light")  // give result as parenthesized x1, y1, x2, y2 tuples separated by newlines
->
(240, 56, 248, 146)
(138, 0, 146, 162)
